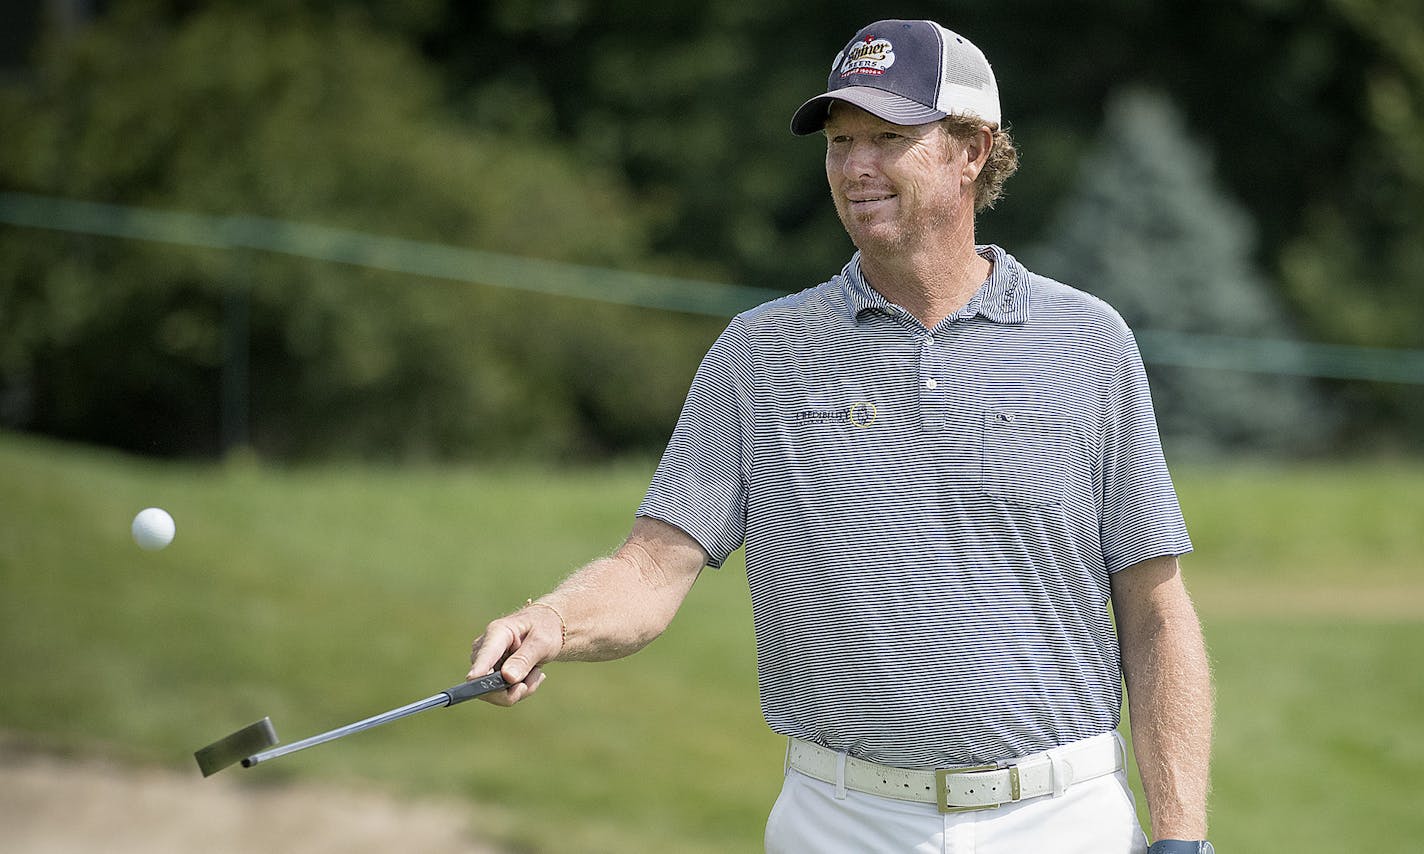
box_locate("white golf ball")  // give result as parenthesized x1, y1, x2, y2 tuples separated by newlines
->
(132, 507, 176, 551)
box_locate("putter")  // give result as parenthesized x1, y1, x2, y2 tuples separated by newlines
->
(193, 672, 509, 777)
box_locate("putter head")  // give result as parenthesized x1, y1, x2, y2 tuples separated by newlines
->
(194, 717, 279, 777)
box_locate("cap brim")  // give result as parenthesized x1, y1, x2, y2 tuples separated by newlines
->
(790, 87, 948, 136)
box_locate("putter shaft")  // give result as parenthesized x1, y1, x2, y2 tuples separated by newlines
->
(238, 673, 509, 768)
(242, 693, 447, 767)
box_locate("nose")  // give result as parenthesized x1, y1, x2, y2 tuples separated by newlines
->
(841, 139, 878, 179)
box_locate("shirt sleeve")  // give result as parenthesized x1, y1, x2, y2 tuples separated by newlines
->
(637, 316, 755, 568)
(1099, 328, 1193, 573)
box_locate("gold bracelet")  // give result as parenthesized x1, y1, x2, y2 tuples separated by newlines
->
(525, 599, 567, 653)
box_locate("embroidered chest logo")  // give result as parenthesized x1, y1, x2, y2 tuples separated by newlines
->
(796, 402, 879, 429)
(839, 35, 895, 78)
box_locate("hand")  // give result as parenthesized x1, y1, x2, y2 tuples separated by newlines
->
(1148, 842, 1214, 854)
(466, 604, 564, 706)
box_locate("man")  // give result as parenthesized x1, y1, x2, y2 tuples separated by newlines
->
(468, 19, 1213, 854)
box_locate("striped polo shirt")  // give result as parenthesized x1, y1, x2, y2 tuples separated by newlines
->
(638, 244, 1191, 768)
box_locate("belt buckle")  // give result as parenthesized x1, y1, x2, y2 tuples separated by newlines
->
(934, 763, 1020, 814)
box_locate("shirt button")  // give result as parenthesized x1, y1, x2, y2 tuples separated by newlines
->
(922, 336, 934, 346)
(924, 378, 938, 390)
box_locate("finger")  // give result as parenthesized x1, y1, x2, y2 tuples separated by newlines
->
(498, 666, 549, 705)
(473, 665, 547, 707)
(467, 606, 562, 684)
(498, 636, 559, 685)
(478, 684, 519, 707)
(468, 629, 520, 667)
(467, 622, 520, 681)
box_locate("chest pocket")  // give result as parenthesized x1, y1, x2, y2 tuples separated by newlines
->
(980, 409, 1074, 507)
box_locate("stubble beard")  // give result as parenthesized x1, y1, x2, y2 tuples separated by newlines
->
(836, 197, 957, 259)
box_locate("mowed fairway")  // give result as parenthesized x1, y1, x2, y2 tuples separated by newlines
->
(1, 430, 1421, 852)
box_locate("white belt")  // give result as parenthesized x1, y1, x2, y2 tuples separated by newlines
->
(785, 732, 1124, 814)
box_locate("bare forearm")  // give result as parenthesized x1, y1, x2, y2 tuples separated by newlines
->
(467, 517, 706, 703)
(1122, 591, 1213, 838)
(541, 536, 699, 661)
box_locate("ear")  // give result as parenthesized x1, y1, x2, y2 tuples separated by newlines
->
(960, 125, 994, 185)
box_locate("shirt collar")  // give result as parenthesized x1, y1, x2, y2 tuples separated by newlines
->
(839, 254, 892, 320)
(838, 244, 1031, 326)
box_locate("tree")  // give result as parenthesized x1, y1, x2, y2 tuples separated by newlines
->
(6, 0, 1422, 458)
(1275, 0, 1424, 446)
(414, 0, 1424, 450)
(1027, 89, 1332, 456)
(0, 3, 717, 460)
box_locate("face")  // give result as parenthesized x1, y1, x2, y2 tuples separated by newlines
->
(823, 103, 976, 255)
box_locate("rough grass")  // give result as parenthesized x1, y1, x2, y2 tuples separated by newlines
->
(1, 431, 1421, 852)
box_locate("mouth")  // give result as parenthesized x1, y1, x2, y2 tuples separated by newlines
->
(847, 193, 897, 211)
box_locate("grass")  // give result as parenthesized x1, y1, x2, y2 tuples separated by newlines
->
(1, 430, 1421, 852)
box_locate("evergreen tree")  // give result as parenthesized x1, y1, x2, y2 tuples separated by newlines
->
(1027, 88, 1331, 457)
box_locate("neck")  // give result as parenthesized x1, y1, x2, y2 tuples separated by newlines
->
(857, 230, 991, 329)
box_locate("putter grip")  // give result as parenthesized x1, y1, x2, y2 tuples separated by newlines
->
(444, 673, 510, 705)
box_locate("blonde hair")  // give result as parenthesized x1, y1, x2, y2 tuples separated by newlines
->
(939, 116, 1019, 212)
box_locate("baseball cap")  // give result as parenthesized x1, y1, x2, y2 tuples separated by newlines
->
(790, 20, 1001, 135)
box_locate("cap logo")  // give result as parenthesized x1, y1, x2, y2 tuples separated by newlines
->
(839, 35, 894, 78)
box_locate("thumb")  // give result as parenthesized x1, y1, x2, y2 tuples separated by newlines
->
(499, 625, 562, 683)
(467, 621, 523, 682)
(499, 649, 539, 684)
(467, 609, 562, 683)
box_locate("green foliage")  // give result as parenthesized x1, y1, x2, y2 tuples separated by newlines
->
(0, 3, 719, 460)
(419, 0, 864, 287)
(3, 0, 1423, 460)
(416, 0, 1424, 448)
(1028, 89, 1331, 456)
(1276, 0, 1424, 445)
(3, 432, 1423, 852)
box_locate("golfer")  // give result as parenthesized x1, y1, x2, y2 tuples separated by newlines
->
(469, 19, 1213, 854)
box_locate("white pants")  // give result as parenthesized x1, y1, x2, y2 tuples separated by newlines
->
(764, 767, 1149, 854)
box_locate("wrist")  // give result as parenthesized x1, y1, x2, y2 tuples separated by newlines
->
(1148, 842, 1214, 854)
(523, 598, 567, 655)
